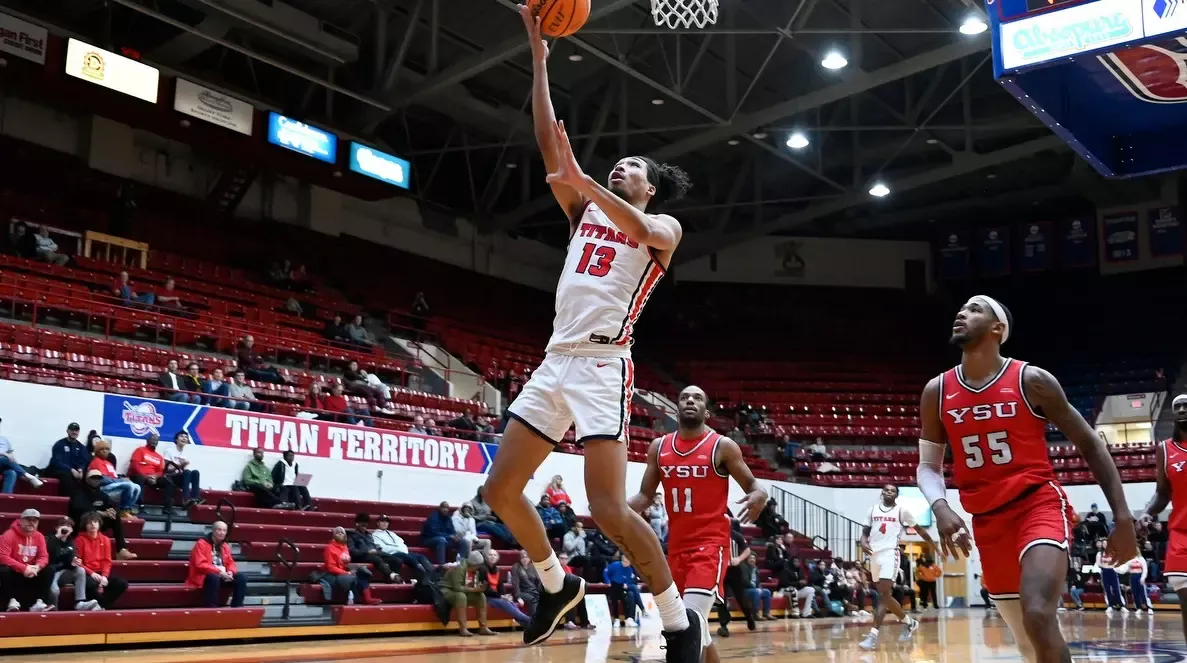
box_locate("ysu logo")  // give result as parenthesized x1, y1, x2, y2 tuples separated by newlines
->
(945, 402, 1018, 425)
(660, 465, 710, 479)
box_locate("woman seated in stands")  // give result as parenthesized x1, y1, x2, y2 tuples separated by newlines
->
(440, 550, 496, 637)
(75, 511, 129, 610)
(480, 549, 530, 627)
(86, 440, 141, 518)
(320, 527, 380, 605)
(510, 549, 542, 616)
(70, 471, 137, 560)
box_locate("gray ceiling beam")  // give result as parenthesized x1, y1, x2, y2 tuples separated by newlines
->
(674, 135, 1065, 263)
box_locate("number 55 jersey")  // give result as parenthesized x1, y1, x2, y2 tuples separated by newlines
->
(936, 358, 1073, 600)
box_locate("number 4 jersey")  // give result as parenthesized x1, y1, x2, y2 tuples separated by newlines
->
(658, 430, 732, 554)
(937, 358, 1058, 515)
(547, 202, 666, 358)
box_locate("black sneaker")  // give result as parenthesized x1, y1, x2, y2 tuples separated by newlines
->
(662, 608, 707, 663)
(522, 573, 585, 646)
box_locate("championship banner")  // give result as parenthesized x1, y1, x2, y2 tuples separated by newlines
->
(0, 12, 47, 64)
(64, 38, 160, 103)
(174, 79, 254, 136)
(101, 395, 497, 475)
(1017, 221, 1051, 272)
(1058, 217, 1095, 268)
(976, 226, 1010, 277)
(1148, 206, 1183, 257)
(1102, 211, 1140, 262)
(937, 229, 970, 280)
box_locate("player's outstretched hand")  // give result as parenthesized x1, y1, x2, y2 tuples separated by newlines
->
(545, 121, 585, 188)
(519, 5, 550, 62)
(735, 490, 768, 525)
(1106, 516, 1140, 564)
(933, 501, 972, 560)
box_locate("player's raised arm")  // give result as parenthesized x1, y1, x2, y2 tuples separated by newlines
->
(717, 437, 768, 524)
(1144, 443, 1171, 520)
(628, 438, 664, 516)
(520, 5, 585, 222)
(916, 377, 970, 560)
(1022, 365, 1139, 561)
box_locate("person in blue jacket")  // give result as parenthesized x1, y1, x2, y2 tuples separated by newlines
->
(604, 554, 647, 626)
(420, 501, 465, 565)
(44, 423, 89, 496)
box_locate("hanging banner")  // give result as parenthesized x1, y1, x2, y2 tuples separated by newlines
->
(1018, 221, 1052, 272)
(64, 38, 160, 104)
(174, 79, 254, 136)
(0, 11, 47, 64)
(1058, 217, 1096, 268)
(977, 227, 1011, 277)
(937, 229, 970, 280)
(1148, 206, 1183, 257)
(1102, 211, 1140, 262)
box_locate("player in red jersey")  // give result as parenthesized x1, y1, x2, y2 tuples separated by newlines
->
(630, 386, 769, 663)
(916, 295, 1137, 663)
(1141, 393, 1187, 633)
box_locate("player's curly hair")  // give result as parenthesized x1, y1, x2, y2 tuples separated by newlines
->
(640, 157, 692, 210)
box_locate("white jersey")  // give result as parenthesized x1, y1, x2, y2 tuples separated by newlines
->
(546, 202, 665, 358)
(866, 502, 915, 553)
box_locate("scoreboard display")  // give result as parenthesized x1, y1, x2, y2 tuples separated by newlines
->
(1024, 0, 1082, 12)
(997, 0, 1097, 21)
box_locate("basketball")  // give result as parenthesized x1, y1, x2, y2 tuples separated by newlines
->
(530, 0, 591, 38)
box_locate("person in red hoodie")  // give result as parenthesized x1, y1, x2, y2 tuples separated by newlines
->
(0, 509, 52, 612)
(186, 520, 247, 607)
(128, 434, 181, 515)
(75, 511, 128, 610)
(320, 526, 380, 604)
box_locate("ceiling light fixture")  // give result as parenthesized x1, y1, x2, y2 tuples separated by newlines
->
(651, 98, 665, 105)
(821, 51, 848, 70)
(786, 132, 809, 149)
(869, 182, 890, 198)
(960, 16, 988, 35)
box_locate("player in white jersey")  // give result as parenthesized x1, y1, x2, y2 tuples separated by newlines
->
(858, 484, 934, 650)
(479, 7, 703, 663)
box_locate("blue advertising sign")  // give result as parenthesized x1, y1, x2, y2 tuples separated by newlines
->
(1058, 217, 1096, 268)
(1102, 211, 1140, 262)
(1018, 221, 1052, 272)
(267, 112, 337, 163)
(977, 226, 1011, 277)
(937, 229, 970, 280)
(349, 143, 411, 189)
(1148, 206, 1183, 257)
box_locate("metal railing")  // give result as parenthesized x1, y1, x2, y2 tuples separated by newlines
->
(214, 496, 237, 539)
(275, 538, 300, 620)
(770, 484, 865, 561)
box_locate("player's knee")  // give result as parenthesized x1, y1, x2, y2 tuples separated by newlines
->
(481, 477, 516, 512)
(1020, 598, 1054, 635)
(587, 494, 630, 533)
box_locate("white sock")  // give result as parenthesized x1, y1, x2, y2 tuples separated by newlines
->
(904, 615, 916, 625)
(654, 583, 690, 631)
(534, 552, 565, 594)
(869, 627, 879, 636)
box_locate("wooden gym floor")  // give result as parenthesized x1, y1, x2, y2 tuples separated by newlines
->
(13, 608, 1187, 663)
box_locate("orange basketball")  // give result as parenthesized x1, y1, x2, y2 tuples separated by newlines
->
(530, 0, 591, 38)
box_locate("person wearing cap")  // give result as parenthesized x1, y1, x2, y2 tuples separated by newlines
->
(186, 520, 247, 608)
(440, 549, 497, 636)
(69, 470, 137, 561)
(0, 418, 43, 494)
(87, 439, 141, 518)
(371, 515, 434, 581)
(347, 513, 400, 583)
(321, 526, 381, 604)
(0, 509, 52, 611)
(45, 423, 89, 496)
(75, 511, 128, 610)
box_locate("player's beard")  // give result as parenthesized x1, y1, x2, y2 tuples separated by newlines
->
(949, 331, 970, 347)
(678, 413, 704, 429)
(1175, 420, 1187, 442)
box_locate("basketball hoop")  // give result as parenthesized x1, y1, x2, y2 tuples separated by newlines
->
(651, 0, 718, 29)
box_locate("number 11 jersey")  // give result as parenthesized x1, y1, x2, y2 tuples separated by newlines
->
(658, 430, 732, 554)
(937, 358, 1058, 515)
(547, 202, 666, 358)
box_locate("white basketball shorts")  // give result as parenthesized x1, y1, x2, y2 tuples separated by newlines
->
(507, 353, 635, 445)
(869, 548, 901, 582)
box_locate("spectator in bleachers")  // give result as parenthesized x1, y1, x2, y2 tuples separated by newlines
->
(481, 549, 531, 626)
(227, 371, 257, 411)
(181, 363, 204, 396)
(544, 475, 571, 506)
(7, 221, 35, 258)
(421, 501, 464, 565)
(321, 526, 380, 604)
(324, 315, 349, 344)
(202, 368, 230, 407)
(324, 383, 371, 426)
(409, 415, 428, 435)
(556, 552, 594, 629)
(159, 359, 198, 403)
(451, 503, 492, 560)
(0, 422, 43, 493)
(1083, 503, 1109, 540)
(441, 549, 497, 636)
(475, 416, 496, 443)
(345, 315, 373, 348)
(343, 361, 386, 406)
(347, 513, 401, 583)
(781, 435, 800, 467)
(163, 431, 202, 508)
(304, 382, 327, 416)
(371, 515, 434, 581)
(33, 226, 68, 266)
(604, 555, 646, 626)
(155, 278, 184, 310)
(891, 577, 916, 613)
(536, 494, 567, 541)
(562, 522, 589, 578)
(741, 552, 773, 620)
(128, 434, 180, 514)
(283, 297, 303, 317)
(806, 559, 828, 615)
(586, 527, 616, 583)
(75, 511, 128, 610)
(511, 549, 542, 616)
(112, 271, 155, 306)
(0, 509, 52, 612)
(87, 440, 141, 518)
(424, 418, 442, 437)
(187, 520, 247, 608)
(554, 501, 579, 532)
(809, 438, 828, 461)
(268, 260, 291, 287)
(46, 516, 98, 611)
(46, 422, 88, 496)
(271, 450, 313, 511)
(1065, 565, 1086, 611)
(764, 534, 789, 574)
(756, 501, 789, 539)
(468, 486, 515, 548)
(235, 336, 286, 384)
(71, 471, 136, 560)
(645, 494, 668, 543)
(448, 411, 479, 442)
(241, 449, 291, 510)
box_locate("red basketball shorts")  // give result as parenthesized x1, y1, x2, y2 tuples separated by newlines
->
(669, 542, 727, 602)
(1163, 534, 1187, 591)
(970, 480, 1073, 600)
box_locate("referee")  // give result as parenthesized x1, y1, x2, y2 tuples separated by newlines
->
(716, 516, 757, 636)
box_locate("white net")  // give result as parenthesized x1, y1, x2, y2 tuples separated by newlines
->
(651, 0, 718, 29)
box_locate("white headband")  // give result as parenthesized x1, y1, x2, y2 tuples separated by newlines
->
(1174, 394, 1187, 407)
(972, 295, 1010, 344)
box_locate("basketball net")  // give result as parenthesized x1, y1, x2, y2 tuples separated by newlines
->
(651, 0, 718, 29)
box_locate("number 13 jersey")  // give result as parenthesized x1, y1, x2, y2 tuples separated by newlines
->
(937, 358, 1057, 515)
(547, 202, 666, 358)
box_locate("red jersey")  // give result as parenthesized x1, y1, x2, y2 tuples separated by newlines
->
(1163, 439, 1187, 536)
(938, 358, 1057, 515)
(657, 430, 731, 553)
